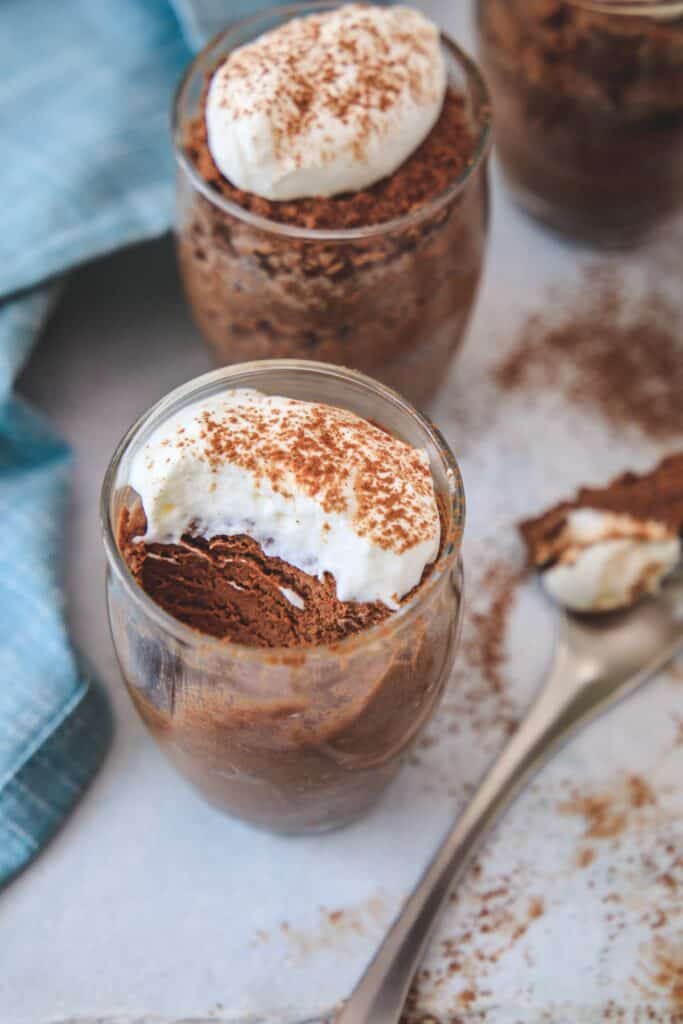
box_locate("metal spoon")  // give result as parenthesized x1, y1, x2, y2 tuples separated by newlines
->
(336, 572, 683, 1024)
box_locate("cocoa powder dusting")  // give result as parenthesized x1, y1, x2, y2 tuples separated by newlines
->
(156, 396, 440, 556)
(209, 5, 443, 169)
(185, 87, 477, 230)
(497, 270, 683, 441)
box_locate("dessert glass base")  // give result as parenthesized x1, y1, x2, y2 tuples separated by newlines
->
(172, 2, 491, 408)
(477, 0, 683, 248)
(101, 361, 465, 834)
(492, 107, 683, 249)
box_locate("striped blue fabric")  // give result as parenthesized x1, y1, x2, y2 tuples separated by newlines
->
(0, 393, 112, 882)
(0, 0, 263, 886)
(1, 0, 190, 298)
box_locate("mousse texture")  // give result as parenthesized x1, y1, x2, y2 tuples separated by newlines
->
(521, 454, 683, 565)
(478, 0, 683, 242)
(520, 454, 683, 612)
(119, 505, 392, 646)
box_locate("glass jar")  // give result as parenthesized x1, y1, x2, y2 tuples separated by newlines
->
(172, 2, 491, 408)
(101, 361, 465, 834)
(477, 0, 683, 245)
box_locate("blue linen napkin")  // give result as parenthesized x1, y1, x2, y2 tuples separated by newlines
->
(0, 0, 277, 886)
(0, 283, 116, 884)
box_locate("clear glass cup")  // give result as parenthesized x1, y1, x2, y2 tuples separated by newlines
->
(172, 2, 492, 408)
(101, 361, 465, 834)
(477, 0, 683, 246)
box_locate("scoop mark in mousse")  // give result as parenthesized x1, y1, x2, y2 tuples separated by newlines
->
(129, 390, 441, 608)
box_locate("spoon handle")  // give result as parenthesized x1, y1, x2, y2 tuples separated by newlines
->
(334, 641, 613, 1024)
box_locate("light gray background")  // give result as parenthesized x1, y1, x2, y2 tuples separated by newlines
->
(3, 4, 683, 1023)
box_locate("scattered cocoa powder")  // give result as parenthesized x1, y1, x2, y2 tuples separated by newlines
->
(413, 559, 523, 759)
(529, 897, 544, 920)
(674, 716, 683, 747)
(576, 847, 596, 870)
(635, 938, 683, 1015)
(575, 798, 628, 840)
(496, 269, 683, 441)
(628, 775, 657, 809)
(401, 772, 683, 1023)
(560, 774, 658, 840)
(459, 989, 476, 1008)
(403, 880, 545, 1022)
(462, 562, 524, 698)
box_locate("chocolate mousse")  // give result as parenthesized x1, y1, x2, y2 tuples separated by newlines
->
(174, 4, 490, 405)
(521, 454, 683, 612)
(477, 0, 683, 243)
(112, 384, 463, 831)
(119, 509, 391, 646)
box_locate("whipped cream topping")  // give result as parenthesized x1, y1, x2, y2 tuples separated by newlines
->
(128, 389, 441, 607)
(541, 508, 681, 613)
(205, 4, 447, 201)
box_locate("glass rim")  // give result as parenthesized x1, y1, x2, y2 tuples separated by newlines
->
(171, 0, 492, 243)
(567, 0, 683, 16)
(100, 359, 466, 661)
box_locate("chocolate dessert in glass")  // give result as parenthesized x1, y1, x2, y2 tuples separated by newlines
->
(101, 361, 465, 833)
(173, 3, 491, 407)
(477, 0, 683, 245)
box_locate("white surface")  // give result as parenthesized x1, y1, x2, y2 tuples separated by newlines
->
(129, 389, 440, 606)
(3, 3, 683, 1022)
(207, 5, 445, 200)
